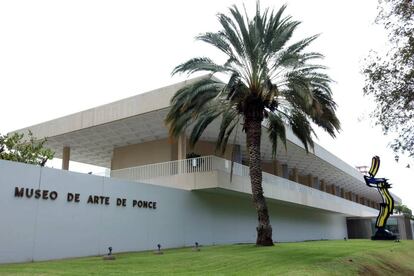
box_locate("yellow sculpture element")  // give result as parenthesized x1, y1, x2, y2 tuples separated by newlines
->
(364, 156, 396, 240)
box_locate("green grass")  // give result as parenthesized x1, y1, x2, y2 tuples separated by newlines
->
(0, 240, 413, 275)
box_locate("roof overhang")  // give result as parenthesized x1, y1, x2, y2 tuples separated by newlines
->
(11, 76, 401, 204)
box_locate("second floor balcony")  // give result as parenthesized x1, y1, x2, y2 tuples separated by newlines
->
(111, 155, 381, 217)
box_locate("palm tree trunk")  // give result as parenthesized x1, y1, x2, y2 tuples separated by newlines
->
(245, 115, 273, 246)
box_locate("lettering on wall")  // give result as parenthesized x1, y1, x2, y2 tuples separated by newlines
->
(14, 187, 58, 200)
(13, 187, 157, 210)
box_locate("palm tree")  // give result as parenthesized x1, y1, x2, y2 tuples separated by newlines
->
(165, 3, 340, 246)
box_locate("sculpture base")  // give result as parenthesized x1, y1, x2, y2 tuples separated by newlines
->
(371, 228, 397, 240)
(102, 255, 116, 260)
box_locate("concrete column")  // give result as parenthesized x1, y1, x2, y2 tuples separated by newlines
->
(334, 185, 340, 196)
(272, 160, 280, 176)
(282, 164, 289, 179)
(232, 144, 242, 164)
(291, 168, 299, 182)
(320, 180, 326, 192)
(313, 177, 319, 189)
(62, 146, 70, 170)
(177, 133, 187, 160)
(360, 197, 366, 205)
(328, 184, 335, 195)
(345, 191, 352, 200)
(306, 174, 313, 187)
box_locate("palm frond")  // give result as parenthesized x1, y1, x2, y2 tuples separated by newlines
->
(286, 35, 320, 56)
(268, 19, 300, 55)
(189, 106, 223, 148)
(267, 112, 287, 157)
(172, 57, 231, 76)
(216, 108, 240, 153)
(288, 110, 315, 152)
(217, 13, 246, 59)
(228, 5, 252, 59)
(166, 78, 224, 137)
(196, 32, 234, 57)
(167, 3, 339, 157)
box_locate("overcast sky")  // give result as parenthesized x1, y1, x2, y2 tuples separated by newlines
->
(0, 0, 413, 210)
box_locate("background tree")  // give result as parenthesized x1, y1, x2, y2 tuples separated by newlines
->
(363, 0, 414, 157)
(0, 131, 54, 166)
(166, 3, 340, 245)
(394, 204, 413, 219)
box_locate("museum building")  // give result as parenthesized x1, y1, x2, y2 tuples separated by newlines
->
(3, 75, 412, 263)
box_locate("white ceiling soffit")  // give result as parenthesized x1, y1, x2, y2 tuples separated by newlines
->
(40, 110, 385, 202)
(46, 109, 170, 167)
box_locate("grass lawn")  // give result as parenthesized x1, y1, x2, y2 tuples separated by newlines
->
(0, 240, 413, 275)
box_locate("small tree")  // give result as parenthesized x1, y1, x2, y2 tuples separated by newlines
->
(0, 131, 54, 166)
(363, 0, 414, 157)
(394, 204, 413, 219)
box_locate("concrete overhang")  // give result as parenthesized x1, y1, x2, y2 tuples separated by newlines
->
(10, 75, 401, 204)
(11, 76, 208, 167)
(124, 170, 379, 217)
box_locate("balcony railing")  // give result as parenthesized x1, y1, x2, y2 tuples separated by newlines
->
(111, 155, 249, 181)
(110, 155, 379, 214)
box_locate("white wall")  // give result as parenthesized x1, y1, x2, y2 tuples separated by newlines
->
(411, 220, 414, 239)
(0, 160, 347, 263)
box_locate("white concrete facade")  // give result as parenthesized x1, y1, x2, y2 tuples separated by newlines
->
(0, 159, 347, 264)
(5, 76, 404, 263)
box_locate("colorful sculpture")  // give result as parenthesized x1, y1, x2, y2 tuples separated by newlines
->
(363, 156, 397, 240)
